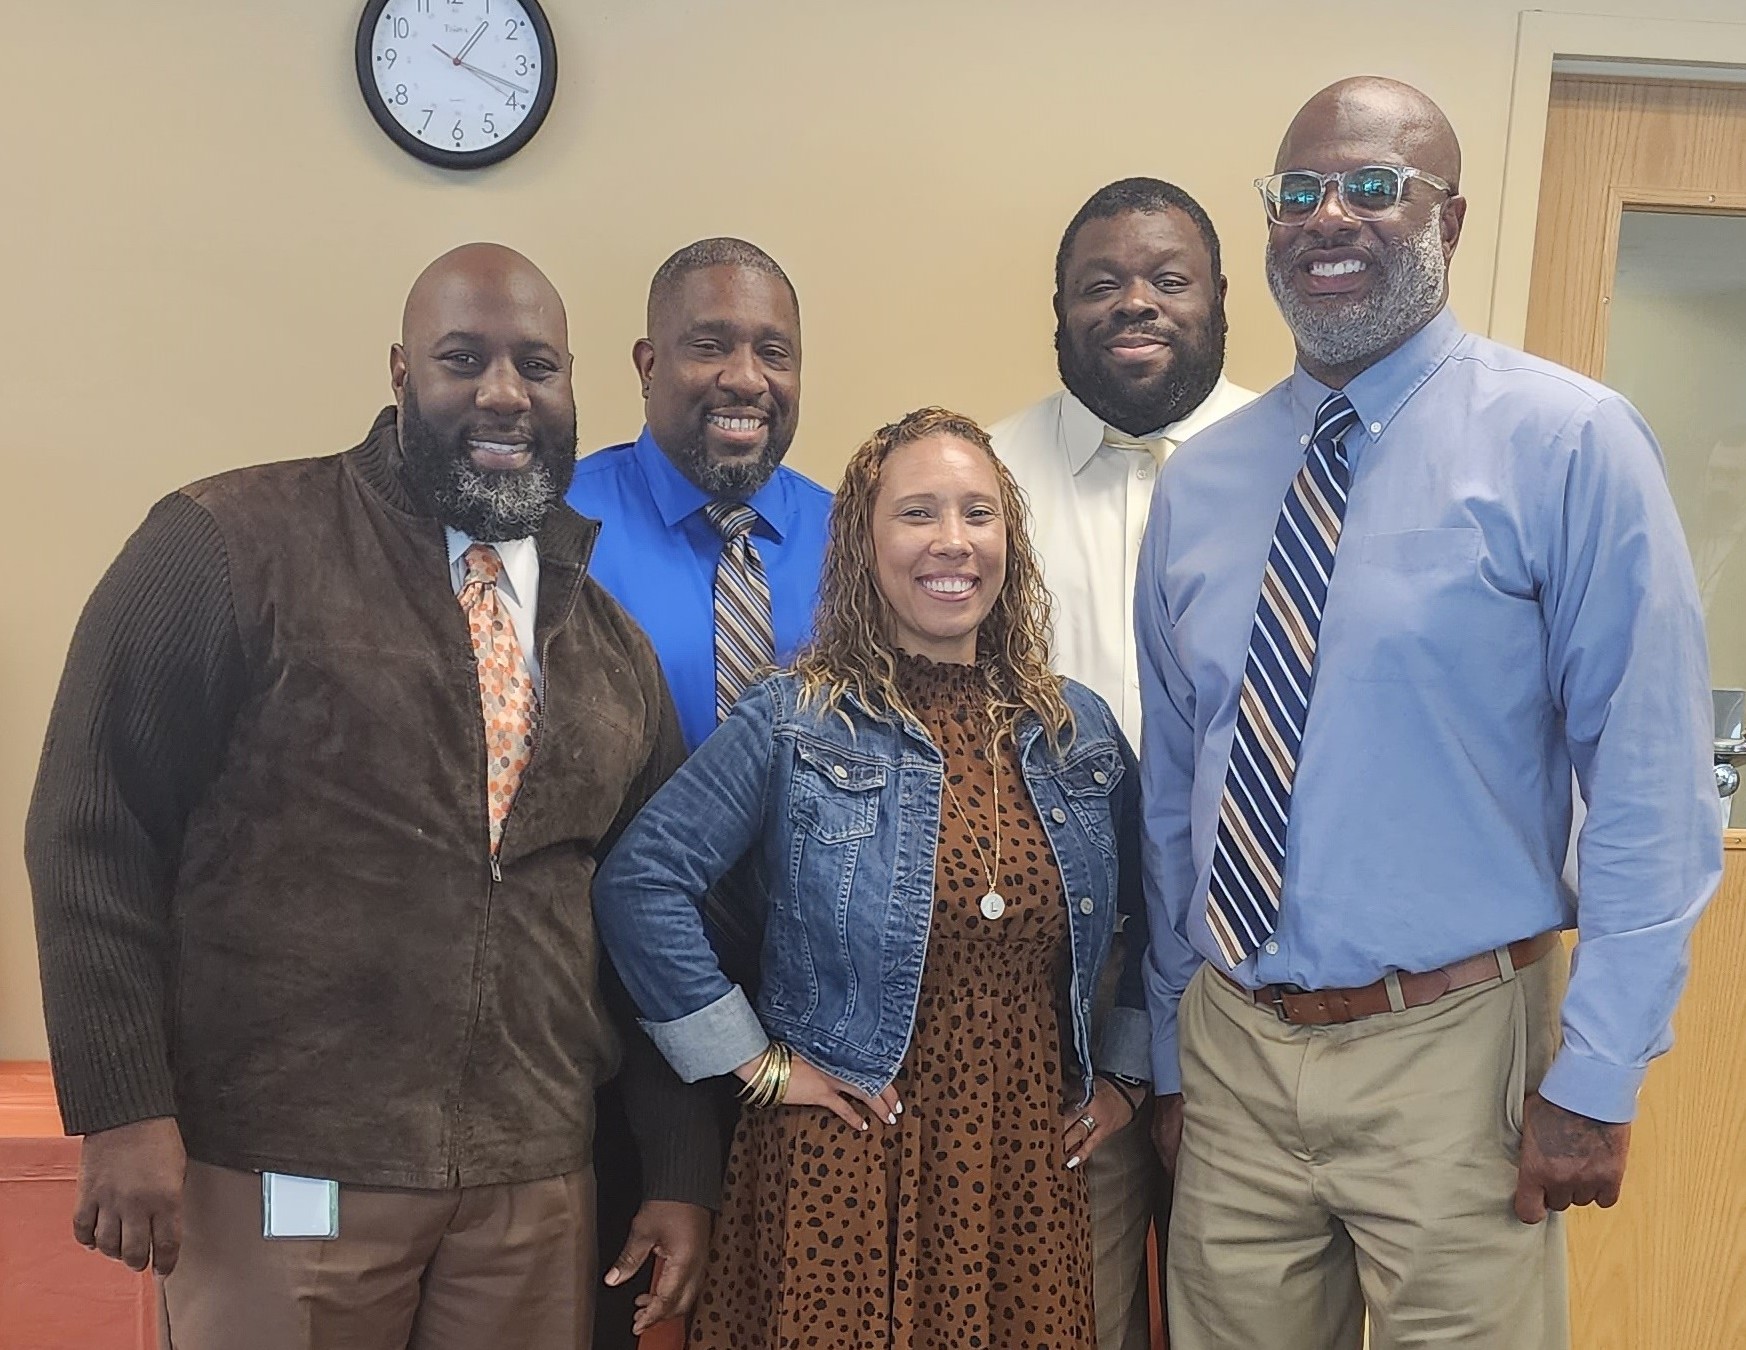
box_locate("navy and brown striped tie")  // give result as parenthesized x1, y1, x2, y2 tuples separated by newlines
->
(1206, 392, 1360, 967)
(704, 500, 776, 721)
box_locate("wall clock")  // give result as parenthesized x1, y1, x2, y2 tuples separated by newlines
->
(356, 0, 557, 169)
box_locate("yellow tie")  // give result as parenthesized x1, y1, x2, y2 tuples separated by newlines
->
(458, 544, 536, 858)
(1100, 426, 1177, 464)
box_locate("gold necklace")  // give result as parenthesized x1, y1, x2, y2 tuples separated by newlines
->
(940, 725, 1006, 921)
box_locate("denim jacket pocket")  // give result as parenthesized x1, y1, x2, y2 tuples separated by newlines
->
(1057, 743, 1124, 835)
(790, 737, 887, 843)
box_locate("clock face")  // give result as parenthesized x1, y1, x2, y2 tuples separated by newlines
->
(357, 0, 556, 168)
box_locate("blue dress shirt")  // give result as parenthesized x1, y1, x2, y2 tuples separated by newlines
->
(1136, 306, 1721, 1123)
(566, 426, 833, 752)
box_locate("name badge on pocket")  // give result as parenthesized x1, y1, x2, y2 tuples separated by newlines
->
(261, 1172, 339, 1240)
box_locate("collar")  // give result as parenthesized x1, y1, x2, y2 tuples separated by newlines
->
(446, 529, 539, 606)
(1289, 307, 1465, 452)
(631, 425, 792, 542)
(1060, 376, 1245, 475)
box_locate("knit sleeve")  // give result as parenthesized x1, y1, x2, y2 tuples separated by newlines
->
(26, 492, 246, 1136)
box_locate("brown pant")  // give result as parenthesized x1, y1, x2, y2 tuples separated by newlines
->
(1168, 947, 1571, 1350)
(159, 1161, 597, 1350)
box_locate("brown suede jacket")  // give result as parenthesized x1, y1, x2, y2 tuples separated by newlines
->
(27, 408, 719, 1201)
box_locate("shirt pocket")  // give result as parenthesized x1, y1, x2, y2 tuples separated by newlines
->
(1357, 527, 1481, 572)
(1342, 527, 1487, 684)
(789, 738, 887, 843)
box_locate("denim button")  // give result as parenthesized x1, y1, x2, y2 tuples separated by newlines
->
(1051, 808, 1066, 823)
(1078, 896, 1095, 915)
(1092, 770, 1108, 785)
(833, 764, 848, 780)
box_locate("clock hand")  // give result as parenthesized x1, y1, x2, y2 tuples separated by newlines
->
(431, 44, 530, 98)
(455, 20, 489, 65)
(456, 57, 530, 96)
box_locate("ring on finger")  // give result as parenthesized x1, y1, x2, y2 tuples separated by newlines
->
(1079, 1114, 1097, 1132)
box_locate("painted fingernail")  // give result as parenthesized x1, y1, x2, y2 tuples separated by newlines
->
(895, 1101, 904, 1114)
(860, 1119, 870, 1131)
(1067, 1156, 1081, 1169)
(887, 1113, 897, 1125)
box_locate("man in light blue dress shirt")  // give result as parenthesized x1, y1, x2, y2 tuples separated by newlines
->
(1136, 78, 1720, 1349)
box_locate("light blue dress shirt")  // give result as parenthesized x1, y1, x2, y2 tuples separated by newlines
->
(1136, 307, 1721, 1123)
(566, 427, 833, 752)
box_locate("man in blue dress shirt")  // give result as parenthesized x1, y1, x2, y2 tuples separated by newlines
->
(1137, 78, 1721, 1349)
(566, 237, 832, 1346)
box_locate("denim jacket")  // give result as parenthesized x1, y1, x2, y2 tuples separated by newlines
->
(594, 670, 1151, 1108)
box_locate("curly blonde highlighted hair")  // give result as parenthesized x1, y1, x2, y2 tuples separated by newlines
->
(793, 406, 1074, 748)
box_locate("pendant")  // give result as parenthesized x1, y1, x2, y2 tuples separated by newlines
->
(979, 890, 1007, 921)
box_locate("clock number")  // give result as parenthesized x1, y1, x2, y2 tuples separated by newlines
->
(504, 17, 522, 39)
(392, 84, 410, 104)
(483, 113, 496, 135)
(382, 47, 397, 67)
(390, 16, 410, 38)
(505, 91, 520, 109)
(514, 54, 529, 75)
(420, 107, 435, 132)
(415, 0, 431, 11)
(452, 120, 465, 144)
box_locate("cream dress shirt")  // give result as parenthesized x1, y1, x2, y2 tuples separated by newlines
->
(989, 377, 1257, 747)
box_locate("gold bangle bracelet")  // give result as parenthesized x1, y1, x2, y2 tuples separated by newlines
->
(739, 1041, 791, 1110)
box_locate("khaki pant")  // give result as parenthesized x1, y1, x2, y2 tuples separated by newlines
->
(1167, 947, 1570, 1350)
(160, 1161, 597, 1350)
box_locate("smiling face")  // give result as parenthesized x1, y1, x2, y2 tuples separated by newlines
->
(1055, 208, 1228, 436)
(390, 243, 578, 540)
(871, 433, 1008, 665)
(635, 264, 801, 499)
(1264, 80, 1466, 386)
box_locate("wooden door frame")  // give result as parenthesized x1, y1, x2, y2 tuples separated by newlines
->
(1489, 11, 1746, 349)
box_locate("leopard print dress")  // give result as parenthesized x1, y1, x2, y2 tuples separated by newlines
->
(686, 654, 1094, 1349)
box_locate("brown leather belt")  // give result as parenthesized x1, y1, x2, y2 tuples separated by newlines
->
(1224, 931, 1561, 1027)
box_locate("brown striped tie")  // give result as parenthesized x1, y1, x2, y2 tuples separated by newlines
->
(704, 501, 776, 721)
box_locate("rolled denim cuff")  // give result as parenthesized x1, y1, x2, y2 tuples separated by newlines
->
(1094, 1005, 1154, 1084)
(641, 985, 770, 1083)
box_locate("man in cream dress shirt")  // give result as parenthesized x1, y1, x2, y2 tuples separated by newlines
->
(991, 178, 1254, 1350)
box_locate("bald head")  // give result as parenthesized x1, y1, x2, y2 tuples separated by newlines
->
(401, 242, 569, 353)
(390, 243, 578, 540)
(1277, 77, 1461, 188)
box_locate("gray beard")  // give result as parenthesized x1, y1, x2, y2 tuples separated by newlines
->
(1267, 210, 1448, 370)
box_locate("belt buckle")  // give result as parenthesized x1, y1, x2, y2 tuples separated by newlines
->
(1262, 983, 1307, 1023)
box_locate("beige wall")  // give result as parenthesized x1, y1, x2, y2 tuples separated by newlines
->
(7, 0, 1746, 1059)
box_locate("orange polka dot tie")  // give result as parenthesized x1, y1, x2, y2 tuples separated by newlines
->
(458, 544, 536, 858)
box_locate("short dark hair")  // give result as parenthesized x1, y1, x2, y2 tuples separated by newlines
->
(647, 236, 798, 328)
(1053, 178, 1223, 296)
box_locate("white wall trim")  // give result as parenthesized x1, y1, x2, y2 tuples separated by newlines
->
(1491, 9, 1746, 347)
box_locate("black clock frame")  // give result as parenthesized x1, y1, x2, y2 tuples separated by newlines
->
(355, 0, 558, 170)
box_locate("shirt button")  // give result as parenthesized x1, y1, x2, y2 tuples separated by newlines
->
(1137, 466, 1152, 480)
(1300, 435, 1310, 446)
(1369, 421, 1382, 434)
(833, 765, 848, 780)
(1079, 897, 1095, 915)
(1051, 808, 1067, 824)
(1264, 940, 1280, 955)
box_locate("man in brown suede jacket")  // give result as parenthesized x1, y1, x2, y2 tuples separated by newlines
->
(25, 244, 717, 1349)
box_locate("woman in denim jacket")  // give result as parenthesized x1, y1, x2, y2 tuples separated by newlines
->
(595, 407, 1151, 1349)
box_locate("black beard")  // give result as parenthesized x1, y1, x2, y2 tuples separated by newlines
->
(398, 383, 577, 540)
(662, 422, 793, 500)
(1055, 311, 1228, 437)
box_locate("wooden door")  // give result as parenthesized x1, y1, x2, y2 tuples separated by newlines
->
(1524, 75, 1746, 1350)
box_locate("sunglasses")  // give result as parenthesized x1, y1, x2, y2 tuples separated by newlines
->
(1254, 165, 1454, 226)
